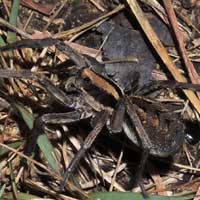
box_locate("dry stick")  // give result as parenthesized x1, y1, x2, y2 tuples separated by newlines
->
(43, 0, 68, 31)
(0, 17, 32, 39)
(23, 11, 35, 31)
(126, 0, 200, 114)
(163, 0, 200, 84)
(89, 0, 106, 12)
(141, 0, 188, 33)
(0, 142, 90, 198)
(54, 4, 125, 39)
(21, 0, 56, 16)
(0, 5, 124, 42)
(140, 0, 169, 24)
(174, 9, 200, 35)
(173, 162, 200, 173)
(0, 142, 59, 177)
(2, 0, 10, 18)
(109, 149, 124, 191)
(68, 18, 108, 42)
(24, 179, 79, 200)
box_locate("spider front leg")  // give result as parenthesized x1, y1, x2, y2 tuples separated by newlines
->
(25, 109, 92, 156)
(110, 96, 151, 195)
(123, 96, 153, 150)
(26, 107, 109, 191)
(60, 110, 109, 190)
(109, 96, 152, 150)
(123, 96, 151, 196)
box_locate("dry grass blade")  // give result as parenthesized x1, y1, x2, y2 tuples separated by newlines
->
(43, 0, 68, 30)
(0, 17, 32, 39)
(55, 4, 125, 39)
(0, 142, 90, 198)
(109, 149, 124, 191)
(163, 0, 200, 84)
(126, 0, 200, 114)
(21, 0, 58, 16)
(0, 141, 22, 157)
(1, 1, 199, 198)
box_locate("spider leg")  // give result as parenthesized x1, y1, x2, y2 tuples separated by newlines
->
(25, 109, 92, 156)
(0, 69, 78, 108)
(0, 38, 58, 51)
(109, 98, 126, 133)
(60, 110, 109, 191)
(0, 38, 87, 69)
(137, 80, 200, 96)
(0, 38, 111, 74)
(123, 96, 152, 195)
(123, 96, 153, 150)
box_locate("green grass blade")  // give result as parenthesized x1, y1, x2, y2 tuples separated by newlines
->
(0, 141, 22, 157)
(87, 192, 195, 200)
(37, 134, 60, 173)
(14, 102, 34, 129)
(2, 192, 39, 200)
(0, 184, 6, 198)
(7, 0, 20, 43)
(0, 36, 6, 46)
(9, 162, 18, 199)
(13, 102, 60, 173)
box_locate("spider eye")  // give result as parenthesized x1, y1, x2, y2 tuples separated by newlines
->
(185, 133, 200, 145)
(185, 121, 200, 145)
(185, 133, 194, 144)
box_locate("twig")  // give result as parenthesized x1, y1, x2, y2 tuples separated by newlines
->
(0, 142, 59, 177)
(89, 0, 106, 12)
(54, 4, 125, 39)
(0, 142, 90, 197)
(109, 149, 124, 191)
(163, 0, 200, 84)
(0, 17, 32, 39)
(173, 162, 200, 172)
(43, 0, 68, 31)
(126, 0, 200, 114)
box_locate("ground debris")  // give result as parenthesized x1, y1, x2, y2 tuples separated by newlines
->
(0, 0, 200, 199)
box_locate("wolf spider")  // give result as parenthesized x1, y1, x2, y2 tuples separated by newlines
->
(0, 39, 185, 190)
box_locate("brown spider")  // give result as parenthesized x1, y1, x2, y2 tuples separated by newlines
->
(0, 39, 185, 191)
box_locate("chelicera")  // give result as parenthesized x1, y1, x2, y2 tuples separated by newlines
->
(0, 38, 185, 190)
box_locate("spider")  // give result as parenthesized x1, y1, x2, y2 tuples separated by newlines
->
(0, 38, 185, 191)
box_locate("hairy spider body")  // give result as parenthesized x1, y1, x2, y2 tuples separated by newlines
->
(0, 39, 186, 190)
